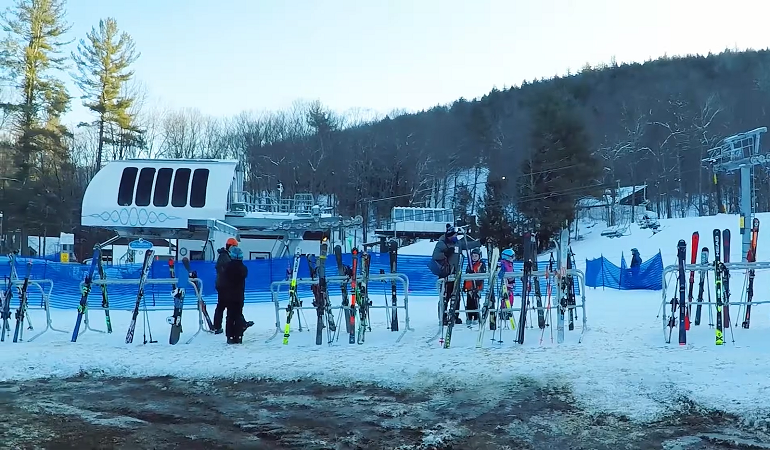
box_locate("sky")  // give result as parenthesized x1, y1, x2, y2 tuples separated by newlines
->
(47, 0, 770, 127)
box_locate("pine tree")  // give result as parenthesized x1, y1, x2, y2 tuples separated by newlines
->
(478, 178, 515, 249)
(517, 91, 602, 233)
(0, 0, 72, 182)
(72, 17, 140, 170)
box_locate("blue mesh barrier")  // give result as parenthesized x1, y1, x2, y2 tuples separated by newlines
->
(0, 254, 582, 309)
(584, 251, 663, 290)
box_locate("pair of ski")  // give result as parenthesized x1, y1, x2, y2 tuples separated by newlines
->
(1, 253, 33, 343)
(307, 243, 336, 345)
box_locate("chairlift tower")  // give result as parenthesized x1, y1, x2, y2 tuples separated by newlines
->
(702, 127, 768, 261)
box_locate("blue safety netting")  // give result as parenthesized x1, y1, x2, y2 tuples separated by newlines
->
(0, 254, 581, 309)
(584, 251, 663, 290)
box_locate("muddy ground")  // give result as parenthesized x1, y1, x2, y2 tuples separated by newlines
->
(0, 375, 769, 450)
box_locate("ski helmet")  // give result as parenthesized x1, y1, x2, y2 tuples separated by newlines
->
(470, 248, 481, 259)
(501, 248, 514, 261)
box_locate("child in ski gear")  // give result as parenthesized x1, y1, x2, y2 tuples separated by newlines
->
(498, 248, 516, 320)
(214, 238, 254, 335)
(223, 246, 248, 344)
(630, 248, 642, 268)
(429, 226, 482, 325)
(463, 248, 486, 324)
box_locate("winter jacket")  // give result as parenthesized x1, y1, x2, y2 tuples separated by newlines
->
(428, 236, 482, 278)
(215, 247, 231, 291)
(463, 259, 487, 290)
(222, 259, 248, 305)
(630, 252, 642, 268)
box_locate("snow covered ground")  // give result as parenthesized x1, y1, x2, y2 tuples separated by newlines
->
(2, 212, 770, 428)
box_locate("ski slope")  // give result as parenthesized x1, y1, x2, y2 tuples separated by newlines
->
(1, 212, 770, 426)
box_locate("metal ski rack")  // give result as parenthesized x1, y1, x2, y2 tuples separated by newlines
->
(430, 268, 587, 346)
(660, 260, 770, 343)
(78, 277, 208, 344)
(265, 272, 414, 344)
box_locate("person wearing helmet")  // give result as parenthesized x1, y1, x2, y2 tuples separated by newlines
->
(463, 248, 486, 325)
(214, 237, 253, 335)
(498, 248, 516, 321)
(428, 226, 482, 325)
(222, 246, 248, 344)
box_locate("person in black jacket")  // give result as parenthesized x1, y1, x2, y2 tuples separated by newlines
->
(214, 238, 253, 334)
(222, 246, 248, 344)
(428, 226, 482, 325)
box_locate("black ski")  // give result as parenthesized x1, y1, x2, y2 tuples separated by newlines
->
(677, 239, 687, 345)
(12, 259, 32, 342)
(442, 253, 465, 348)
(357, 250, 372, 344)
(125, 249, 156, 344)
(713, 229, 724, 345)
(388, 240, 399, 331)
(96, 248, 112, 333)
(168, 258, 186, 345)
(517, 260, 532, 345)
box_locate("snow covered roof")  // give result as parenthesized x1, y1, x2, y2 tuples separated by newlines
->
(577, 185, 647, 208)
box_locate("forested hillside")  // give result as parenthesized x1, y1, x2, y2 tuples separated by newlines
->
(1, 0, 770, 249)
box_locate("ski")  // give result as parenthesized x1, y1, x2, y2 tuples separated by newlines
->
(12, 259, 32, 342)
(694, 247, 709, 326)
(168, 258, 186, 345)
(182, 257, 214, 331)
(722, 229, 731, 328)
(526, 232, 546, 329)
(567, 248, 577, 330)
(443, 253, 465, 349)
(282, 247, 302, 345)
(308, 252, 323, 345)
(388, 240, 399, 331)
(348, 248, 359, 344)
(96, 248, 112, 333)
(516, 259, 532, 345)
(743, 218, 760, 328)
(677, 239, 687, 345)
(124, 249, 156, 344)
(71, 246, 101, 342)
(357, 249, 372, 344)
(0, 252, 17, 342)
(686, 232, 698, 330)
(477, 246, 500, 347)
(713, 229, 724, 345)
(334, 245, 353, 335)
(319, 242, 336, 342)
(557, 228, 569, 344)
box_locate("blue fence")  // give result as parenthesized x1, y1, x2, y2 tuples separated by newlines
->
(584, 251, 663, 290)
(0, 254, 582, 310)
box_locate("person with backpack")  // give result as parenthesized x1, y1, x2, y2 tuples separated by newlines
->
(428, 226, 482, 325)
(463, 248, 487, 325)
(222, 246, 248, 344)
(214, 238, 254, 335)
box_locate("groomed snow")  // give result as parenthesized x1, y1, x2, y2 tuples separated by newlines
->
(1, 212, 769, 426)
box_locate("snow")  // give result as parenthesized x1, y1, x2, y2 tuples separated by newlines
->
(2, 211, 770, 426)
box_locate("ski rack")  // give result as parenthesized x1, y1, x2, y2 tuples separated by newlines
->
(430, 268, 588, 345)
(3, 278, 65, 343)
(77, 277, 208, 344)
(660, 261, 770, 343)
(265, 273, 414, 344)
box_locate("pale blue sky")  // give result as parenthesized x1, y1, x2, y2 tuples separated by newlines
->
(61, 0, 770, 127)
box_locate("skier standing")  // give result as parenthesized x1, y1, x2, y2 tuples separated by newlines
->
(214, 238, 254, 334)
(463, 248, 486, 325)
(222, 246, 248, 344)
(428, 226, 482, 325)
